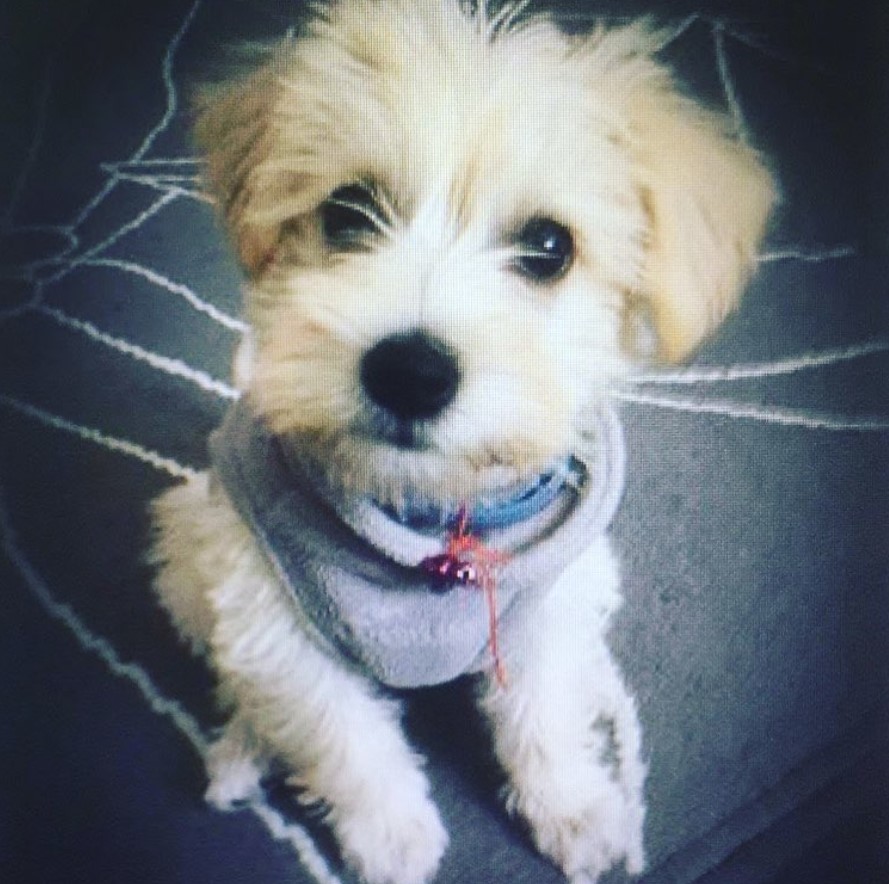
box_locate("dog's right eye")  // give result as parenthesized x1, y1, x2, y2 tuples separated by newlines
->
(320, 184, 384, 248)
(510, 217, 574, 284)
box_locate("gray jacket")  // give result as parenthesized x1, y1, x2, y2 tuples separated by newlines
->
(210, 398, 625, 688)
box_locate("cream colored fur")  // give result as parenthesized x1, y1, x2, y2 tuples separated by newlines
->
(150, 2, 774, 882)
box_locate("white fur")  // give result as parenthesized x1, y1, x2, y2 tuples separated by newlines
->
(150, 1, 774, 881)
(480, 537, 646, 879)
(151, 476, 448, 884)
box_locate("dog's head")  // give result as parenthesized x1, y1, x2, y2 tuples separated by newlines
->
(195, 0, 775, 507)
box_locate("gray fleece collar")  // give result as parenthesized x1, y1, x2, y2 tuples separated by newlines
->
(210, 398, 626, 688)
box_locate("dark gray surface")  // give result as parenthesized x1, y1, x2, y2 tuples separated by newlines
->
(2, 2, 888, 883)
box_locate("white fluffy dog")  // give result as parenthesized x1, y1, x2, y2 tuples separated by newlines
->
(149, 1, 775, 882)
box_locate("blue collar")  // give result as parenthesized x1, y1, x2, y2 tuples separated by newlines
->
(382, 458, 579, 534)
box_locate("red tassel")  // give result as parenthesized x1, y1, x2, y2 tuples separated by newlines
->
(420, 507, 510, 686)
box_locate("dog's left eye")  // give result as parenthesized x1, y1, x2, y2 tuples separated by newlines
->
(510, 218, 574, 284)
(321, 183, 385, 248)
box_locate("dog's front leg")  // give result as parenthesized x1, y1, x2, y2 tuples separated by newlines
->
(208, 564, 448, 884)
(478, 536, 646, 882)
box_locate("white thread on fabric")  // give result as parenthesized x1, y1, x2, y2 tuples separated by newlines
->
(713, 22, 748, 142)
(66, 0, 202, 231)
(108, 157, 201, 167)
(0, 394, 200, 481)
(37, 305, 239, 401)
(84, 258, 247, 332)
(759, 246, 857, 263)
(46, 191, 181, 285)
(614, 389, 889, 431)
(246, 801, 344, 884)
(632, 340, 889, 385)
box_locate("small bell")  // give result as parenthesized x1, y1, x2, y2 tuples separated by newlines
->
(420, 553, 478, 591)
(418, 507, 509, 686)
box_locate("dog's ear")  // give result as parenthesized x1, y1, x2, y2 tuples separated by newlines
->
(624, 45, 776, 361)
(192, 60, 285, 275)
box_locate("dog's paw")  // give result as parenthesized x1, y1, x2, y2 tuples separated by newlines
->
(506, 764, 645, 882)
(333, 776, 448, 884)
(204, 725, 267, 810)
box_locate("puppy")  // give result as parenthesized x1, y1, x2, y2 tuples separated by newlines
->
(150, 1, 775, 882)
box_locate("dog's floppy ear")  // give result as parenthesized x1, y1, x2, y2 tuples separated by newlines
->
(627, 57, 776, 362)
(192, 59, 284, 275)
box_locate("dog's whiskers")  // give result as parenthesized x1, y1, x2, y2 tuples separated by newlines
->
(479, 0, 535, 39)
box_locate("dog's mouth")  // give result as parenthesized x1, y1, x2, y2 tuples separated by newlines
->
(355, 414, 432, 452)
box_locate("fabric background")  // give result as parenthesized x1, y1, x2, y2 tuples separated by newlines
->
(2, 1, 888, 882)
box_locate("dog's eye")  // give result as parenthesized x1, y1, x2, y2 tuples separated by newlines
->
(321, 183, 384, 248)
(510, 218, 574, 283)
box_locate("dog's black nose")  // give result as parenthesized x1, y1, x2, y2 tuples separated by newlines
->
(360, 330, 460, 421)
